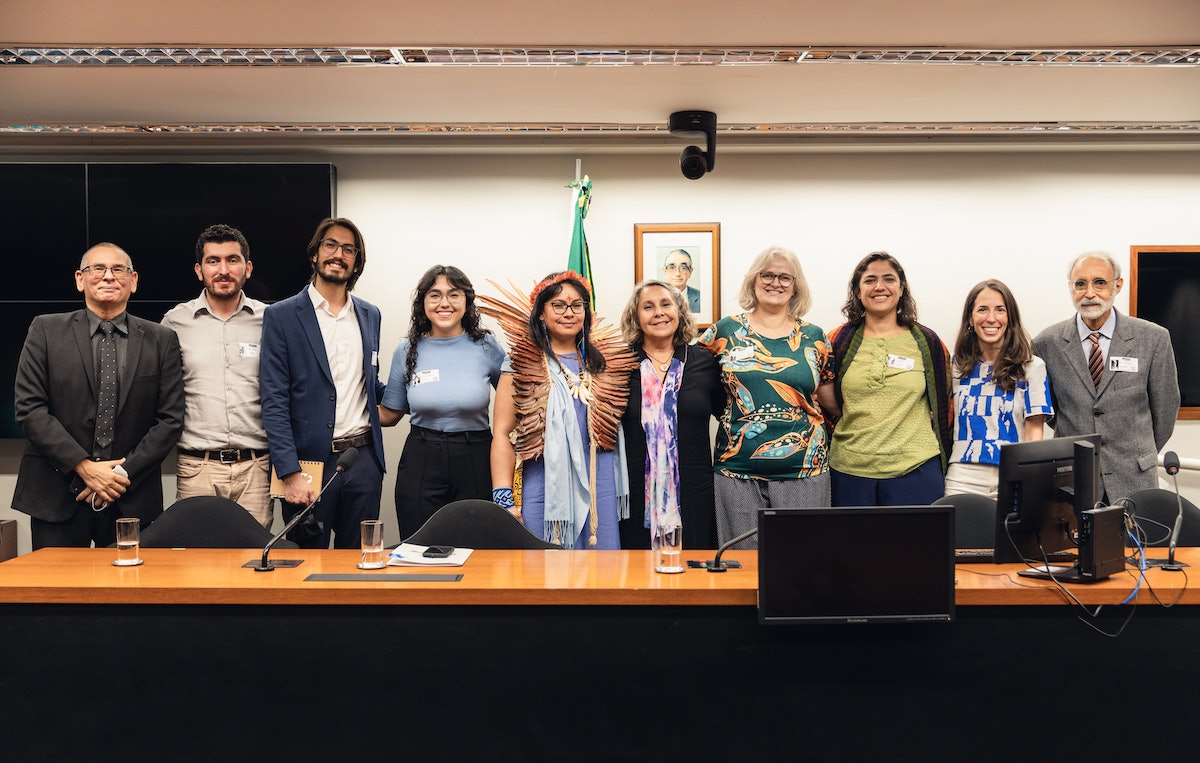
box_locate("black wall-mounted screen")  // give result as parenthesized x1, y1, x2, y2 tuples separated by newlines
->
(1131, 248, 1200, 411)
(0, 162, 336, 437)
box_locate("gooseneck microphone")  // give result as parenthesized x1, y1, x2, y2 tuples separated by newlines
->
(706, 528, 758, 572)
(251, 447, 360, 572)
(1145, 451, 1189, 572)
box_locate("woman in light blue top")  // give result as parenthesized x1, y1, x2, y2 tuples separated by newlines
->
(381, 265, 506, 537)
(945, 279, 1052, 498)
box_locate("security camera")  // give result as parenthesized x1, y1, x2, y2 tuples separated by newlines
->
(669, 111, 716, 180)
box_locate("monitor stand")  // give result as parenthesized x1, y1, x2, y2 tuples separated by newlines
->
(1018, 564, 1101, 584)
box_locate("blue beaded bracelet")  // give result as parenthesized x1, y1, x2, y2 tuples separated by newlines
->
(492, 487, 514, 509)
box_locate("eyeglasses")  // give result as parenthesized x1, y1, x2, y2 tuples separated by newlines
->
(425, 290, 465, 304)
(318, 238, 360, 258)
(548, 300, 586, 316)
(758, 271, 794, 287)
(664, 262, 693, 273)
(1071, 278, 1112, 292)
(80, 264, 133, 279)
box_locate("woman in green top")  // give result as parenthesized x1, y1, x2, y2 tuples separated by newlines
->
(822, 251, 952, 507)
(700, 246, 834, 549)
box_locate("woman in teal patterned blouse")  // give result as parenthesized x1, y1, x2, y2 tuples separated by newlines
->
(700, 246, 834, 549)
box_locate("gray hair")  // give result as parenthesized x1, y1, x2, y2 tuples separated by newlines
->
(1067, 251, 1122, 281)
(620, 278, 698, 347)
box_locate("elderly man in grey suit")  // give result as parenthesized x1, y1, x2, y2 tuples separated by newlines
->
(1033, 251, 1180, 503)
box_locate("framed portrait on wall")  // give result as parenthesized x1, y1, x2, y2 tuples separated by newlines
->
(633, 222, 721, 328)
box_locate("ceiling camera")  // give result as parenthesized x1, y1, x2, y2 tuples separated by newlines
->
(668, 111, 716, 179)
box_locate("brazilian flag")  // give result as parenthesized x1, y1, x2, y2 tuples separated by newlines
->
(566, 175, 594, 308)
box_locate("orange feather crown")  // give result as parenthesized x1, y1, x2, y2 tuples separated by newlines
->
(528, 270, 590, 307)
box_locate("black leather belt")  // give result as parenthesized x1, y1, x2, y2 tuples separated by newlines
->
(410, 425, 490, 444)
(332, 431, 372, 452)
(179, 448, 266, 464)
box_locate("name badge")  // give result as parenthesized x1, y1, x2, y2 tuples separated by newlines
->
(729, 346, 754, 362)
(238, 342, 260, 358)
(413, 369, 440, 386)
(887, 353, 915, 371)
(1109, 356, 1139, 373)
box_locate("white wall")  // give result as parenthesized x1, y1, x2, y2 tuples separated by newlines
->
(3, 148, 1199, 553)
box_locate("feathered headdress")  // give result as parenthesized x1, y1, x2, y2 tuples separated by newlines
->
(479, 279, 637, 459)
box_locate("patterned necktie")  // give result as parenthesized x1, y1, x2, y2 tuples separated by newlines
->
(1087, 332, 1103, 390)
(94, 320, 118, 454)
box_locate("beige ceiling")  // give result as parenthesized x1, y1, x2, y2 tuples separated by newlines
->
(2, 0, 1199, 151)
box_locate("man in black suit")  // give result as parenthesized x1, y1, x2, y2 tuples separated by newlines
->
(12, 243, 184, 549)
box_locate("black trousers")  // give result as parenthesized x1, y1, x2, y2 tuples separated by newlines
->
(394, 426, 492, 539)
(281, 442, 383, 549)
(31, 502, 125, 549)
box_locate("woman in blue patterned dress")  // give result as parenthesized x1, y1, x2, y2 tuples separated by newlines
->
(944, 279, 1052, 498)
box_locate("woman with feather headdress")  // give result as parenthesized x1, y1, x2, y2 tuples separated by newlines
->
(481, 271, 638, 549)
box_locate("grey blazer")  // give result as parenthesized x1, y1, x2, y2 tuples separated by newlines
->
(1032, 310, 1180, 503)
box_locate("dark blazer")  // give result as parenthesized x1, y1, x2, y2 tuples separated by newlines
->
(12, 310, 184, 523)
(620, 343, 725, 550)
(259, 286, 387, 477)
(1033, 310, 1180, 502)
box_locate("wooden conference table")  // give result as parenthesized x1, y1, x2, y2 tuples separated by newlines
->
(1, 547, 1198, 760)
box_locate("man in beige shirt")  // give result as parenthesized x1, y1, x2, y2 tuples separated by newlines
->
(162, 224, 273, 527)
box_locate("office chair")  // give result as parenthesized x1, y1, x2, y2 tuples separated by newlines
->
(403, 499, 563, 550)
(1124, 488, 1200, 547)
(139, 496, 298, 549)
(933, 493, 998, 549)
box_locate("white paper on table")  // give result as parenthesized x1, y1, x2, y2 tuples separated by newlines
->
(386, 543, 474, 567)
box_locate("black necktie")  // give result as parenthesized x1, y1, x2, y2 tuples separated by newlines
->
(94, 320, 118, 455)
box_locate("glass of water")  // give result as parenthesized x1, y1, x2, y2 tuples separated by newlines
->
(358, 520, 386, 569)
(113, 517, 143, 567)
(652, 525, 684, 574)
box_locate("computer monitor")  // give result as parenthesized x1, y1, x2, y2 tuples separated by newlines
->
(993, 434, 1102, 564)
(757, 506, 955, 625)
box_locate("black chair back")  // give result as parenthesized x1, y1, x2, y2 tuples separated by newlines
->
(1125, 488, 1200, 547)
(404, 499, 562, 550)
(140, 496, 297, 549)
(933, 493, 998, 549)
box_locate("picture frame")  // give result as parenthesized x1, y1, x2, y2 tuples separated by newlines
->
(633, 222, 721, 328)
(1130, 244, 1200, 419)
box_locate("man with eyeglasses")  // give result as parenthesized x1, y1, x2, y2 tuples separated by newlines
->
(12, 243, 184, 548)
(662, 249, 702, 313)
(1033, 251, 1180, 503)
(259, 218, 387, 548)
(162, 224, 273, 528)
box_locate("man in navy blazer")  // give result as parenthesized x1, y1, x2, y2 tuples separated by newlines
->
(1033, 252, 1180, 504)
(259, 218, 387, 548)
(13, 243, 184, 548)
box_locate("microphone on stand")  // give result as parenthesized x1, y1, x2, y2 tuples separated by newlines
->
(705, 527, 758, 572)
(250, 448, 360, 572)
(1143, 451, 1188, 571)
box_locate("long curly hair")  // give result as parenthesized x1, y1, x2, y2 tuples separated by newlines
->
(528, 271, 606, 374)
(403, 265, 489, 385)
(841, 251, 918, 326)
(952, 279, 1032, 392)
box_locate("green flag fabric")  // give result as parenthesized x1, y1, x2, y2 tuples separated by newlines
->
(566, 175, 594, 307)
